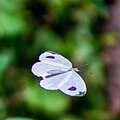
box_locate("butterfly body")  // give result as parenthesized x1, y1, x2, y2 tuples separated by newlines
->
(31, 51, 86, 96)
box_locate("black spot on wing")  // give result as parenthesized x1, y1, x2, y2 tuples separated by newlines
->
(46, 56, 55, 59)
(68, 86, 77, 91)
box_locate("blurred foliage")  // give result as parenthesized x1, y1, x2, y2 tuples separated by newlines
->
(6, 117, 34, 120)
(0, 0, 118, 120)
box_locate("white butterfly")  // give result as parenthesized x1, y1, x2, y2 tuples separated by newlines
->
(31, 51, 87, 96)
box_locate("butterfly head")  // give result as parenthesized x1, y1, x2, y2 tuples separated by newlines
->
(73, 68, 79, 72)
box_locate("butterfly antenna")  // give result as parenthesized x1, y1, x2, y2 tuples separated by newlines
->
(77, 64, 93, 78)
(77, 64, 88, 71)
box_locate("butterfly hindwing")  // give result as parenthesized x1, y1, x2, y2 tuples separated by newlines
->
(40, 71, 72, 90)
(59, 71, 87, 96)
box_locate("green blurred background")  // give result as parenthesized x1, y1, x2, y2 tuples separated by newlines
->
(0, 0, 119, 120)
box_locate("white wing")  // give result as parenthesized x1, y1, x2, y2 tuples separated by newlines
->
(31, 51, 86, 96)
(39, 71, 72, 90)
(31, 61, 67, 78)
(31, 51, 73, 90)
(39, 51, 72, 68)
(59, 71, 86, 96)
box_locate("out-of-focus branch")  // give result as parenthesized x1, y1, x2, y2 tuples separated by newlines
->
(103, 0, 120, 116)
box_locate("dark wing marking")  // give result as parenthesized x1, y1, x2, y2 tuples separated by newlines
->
(75, 91, 86, 96)
(45, 71, 66, 78)
(46, 56, 55, 59)
(40, 76, 44, 80)
(47, 69, 65, 74)
(68, 86, 77, 91)
(45, 69, 72, 78)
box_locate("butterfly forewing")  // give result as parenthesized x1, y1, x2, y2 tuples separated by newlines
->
(39, 51, 72, 68)
(31, 62, 67, 78)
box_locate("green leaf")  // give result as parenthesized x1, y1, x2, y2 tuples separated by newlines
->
(74, 40, 94, 62)
(59, 115, 82, 120)
(0, 50, 14, 74)
(83, 110, 111, 120)
(23, 82, 70, 116)
(34, 26, 66, 52)
(0, 12, 24, 37)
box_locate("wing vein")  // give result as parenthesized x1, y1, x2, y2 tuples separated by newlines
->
(58, 71, 73, 89)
